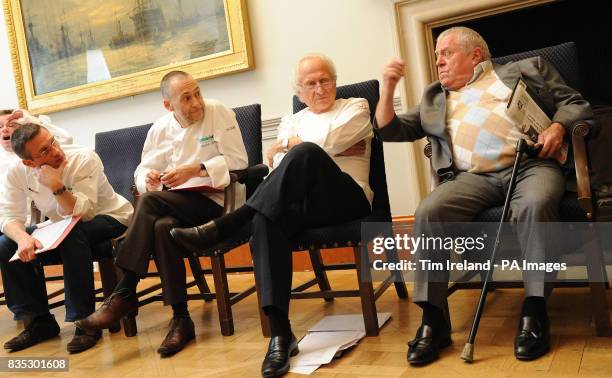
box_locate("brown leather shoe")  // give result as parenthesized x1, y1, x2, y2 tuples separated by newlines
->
(75, 290, 138, 331)
(67, 327, 102, 354)
(157, 317, 195, 357)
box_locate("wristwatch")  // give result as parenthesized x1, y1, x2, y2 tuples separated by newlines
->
(281, 138, 289, 152)
(52, 185, 67, 196)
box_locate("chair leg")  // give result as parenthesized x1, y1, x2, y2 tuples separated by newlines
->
(583, 225, 612, 336)
(588, 282, 611, 336)
(353, 246, 378, 336)
(121, 315, 138, 337)
(187, 255, 213, 302)
(308, 249, 333, 302)
(211, 254, 234, 336)
(98, 257, 121, 333)
(383, 247, 409, 299)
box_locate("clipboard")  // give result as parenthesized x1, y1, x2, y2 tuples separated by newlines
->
(10, 216, 82, 262)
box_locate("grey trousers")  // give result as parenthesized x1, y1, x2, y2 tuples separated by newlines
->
(413, 158, 565, 309)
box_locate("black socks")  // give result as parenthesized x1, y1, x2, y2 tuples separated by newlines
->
(521, 296, 548, 321)
(171, 302, 190, 318)
(115, 270, 140, 299)
(266, 306, 291, 338)
(418, 302, 447, 329)
(214, 205, 256, 239)
(34, 313, 55, 324)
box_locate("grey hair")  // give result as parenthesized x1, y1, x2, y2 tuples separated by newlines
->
(160, 70, 191, 100)
(438, 26, 491, 61)
(11, 122, 43, 159)
(293, 54, 337, 93)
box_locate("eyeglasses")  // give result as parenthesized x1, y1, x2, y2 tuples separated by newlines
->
(31, 138, 58, 159)
(299, 78, 335, 91)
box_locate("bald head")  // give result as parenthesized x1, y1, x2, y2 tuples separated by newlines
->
(160, 71, 191, 100)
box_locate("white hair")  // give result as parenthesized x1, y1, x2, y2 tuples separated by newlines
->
(293, 53, 337, 93)
(438, 26, 491, 61)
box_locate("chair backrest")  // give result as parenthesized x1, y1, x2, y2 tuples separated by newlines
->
(94, 104, 263, 202)
(95, 123, 152, 203)
(232, 104, 263, 199)
(492, 41, 582, 94)
(292, 80, 392, 220)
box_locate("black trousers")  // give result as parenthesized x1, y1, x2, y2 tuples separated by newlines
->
(247, 142, 371, 314)
(114, 191, 222, 305)
(0, 215, 126, 322)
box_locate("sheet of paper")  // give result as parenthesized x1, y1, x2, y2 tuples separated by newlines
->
(10, 216, 81, 262)
(289, 364, 321, 375)
(308, 312, 391, 332)
(289, 330, 365, 367)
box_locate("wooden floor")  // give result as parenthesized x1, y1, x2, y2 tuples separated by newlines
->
(0, 271, 611, 377)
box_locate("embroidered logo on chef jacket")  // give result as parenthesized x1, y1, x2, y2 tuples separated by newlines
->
(198, 135, 215, 147)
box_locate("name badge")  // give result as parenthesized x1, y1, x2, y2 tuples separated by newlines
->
(198, 135, 215, 147)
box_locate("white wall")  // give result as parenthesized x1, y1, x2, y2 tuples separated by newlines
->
(0, 0, 421, 216)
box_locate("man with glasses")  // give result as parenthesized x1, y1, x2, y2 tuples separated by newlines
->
(1, 109, 73, 203)
(0, 123, 133, 354)
(170, 54, 373, 376)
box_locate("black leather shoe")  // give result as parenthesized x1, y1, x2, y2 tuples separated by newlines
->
(170, 221, 219, 254)
(407, 324, 452, 365)
(67, 327, 102, 354)
(157, 317, 195, 357)
(261, 333, 299, 377)
(515, 316, 550, 360)
(4, 315, 60, 352)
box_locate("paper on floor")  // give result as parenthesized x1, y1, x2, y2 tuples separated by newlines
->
(308, 312, 391, 332)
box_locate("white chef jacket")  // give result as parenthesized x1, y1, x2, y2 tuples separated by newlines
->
(273, 97, 374, 205)
(134, 99, 248, 207)
(1, 145, 134, 232)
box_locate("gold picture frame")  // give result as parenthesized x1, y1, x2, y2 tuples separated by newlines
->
(4, 0, 254, 114)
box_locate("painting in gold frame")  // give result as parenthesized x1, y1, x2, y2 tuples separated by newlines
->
(3, 0, 254, 114)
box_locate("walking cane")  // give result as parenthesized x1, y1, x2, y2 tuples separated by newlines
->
(460, 138, 539, 362)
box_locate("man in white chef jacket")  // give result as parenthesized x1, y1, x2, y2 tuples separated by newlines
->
(75, 70, 248, 358)
(0, 123, 133, 354)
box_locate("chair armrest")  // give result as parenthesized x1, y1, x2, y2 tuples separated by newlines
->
(130, 185, 141, 206)
(110, 231, 127, 254)
(229, 164, 269, 184)
(571, 122, 593, 219)
(223, 164, 270, 215)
